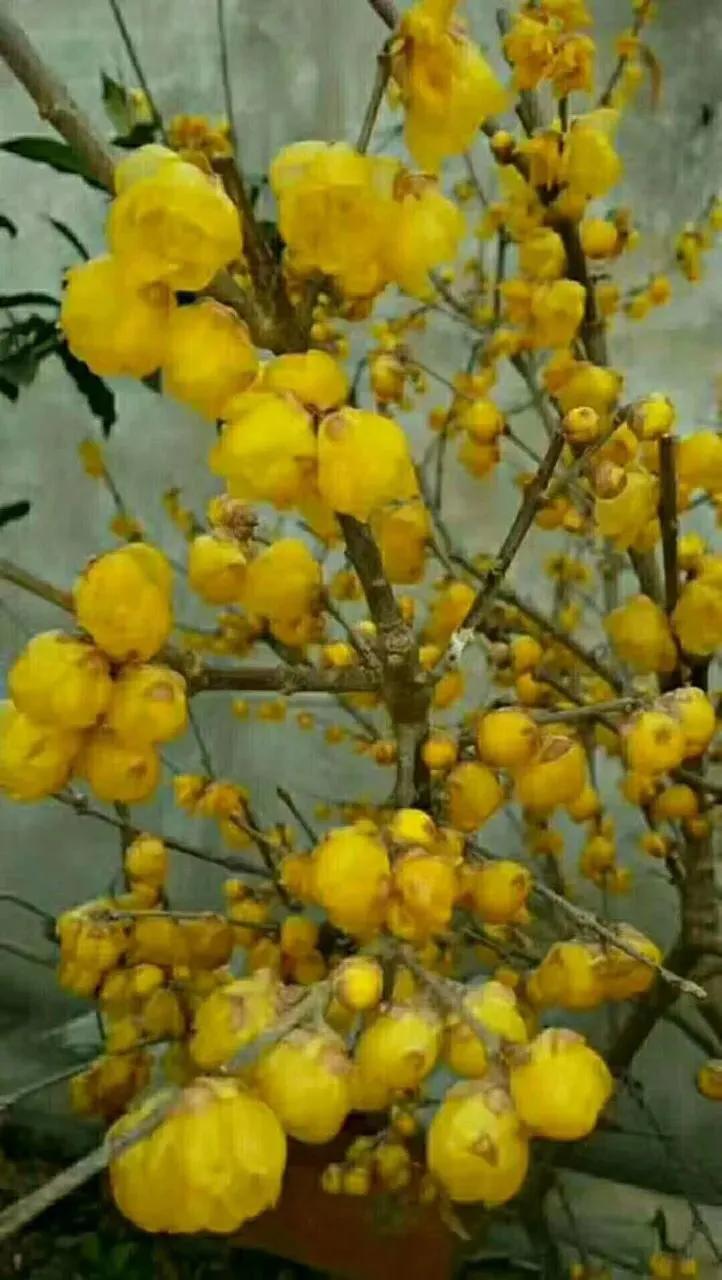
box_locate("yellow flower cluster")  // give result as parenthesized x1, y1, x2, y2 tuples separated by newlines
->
(0, 544, 183, 805)
(61, 146, 242, 380)
(504, 0, 594, 97)
(271, 144, 464, 300)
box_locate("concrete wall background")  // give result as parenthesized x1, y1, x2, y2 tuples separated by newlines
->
(2, 0, 722, 1269)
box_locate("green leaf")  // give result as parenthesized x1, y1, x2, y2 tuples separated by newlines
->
(0, 214, 17, 238)
(0, 378, 19, 402)
(56, 340, 116, 436)
(0, 137, 106, 191)
(0, 500, 31, 529)
(113, 122, 158, 150)
(0, 314, 58, 387)
(101, 71, 132, 134)
(46, 216, 90, 261)
(0, 292, 59, 309)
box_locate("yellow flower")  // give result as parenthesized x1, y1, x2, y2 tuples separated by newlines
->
(678, 431, 722, 495)
(468, 860, 531, 925)
(261, 350, 349, 412)
(210, 390, 317, 509)
(593, 464, 658, 550)
(73, 544, 173, 663)
(444, 981, 527, 1078)
(518, 227, 567, 281)
(167, 113, 233, 160)
(555, 360, 622, 421)
(393, 0, 508, 171)
(70, 1052, 151, 1121)
(162, 301, 258, 421)
(188, 533, 247, 605)
(509, 1028, 612, 1140)
(672, 577, 722, 656)
(503, 13, 556, 90)
(389, 849, 458, 938)
(109, 150, 242, 290)
(190, 971, 279, 1070)
(311, 824, 390, 935)
(427, 1080, 529, 1204)
(317, 407, 417, 521)
(527, 939, 607, 1011)
(623, 709, 686, 775)
(255, 1030, 351, 1144)
(372, 498, 430, 584)
(110, 1080, 286, 1233)
(446, 761, 503, 831)
(60, 255, 174, 378)
(244, 538, 321, 624)
(514, 735, 588, 813)
(662, 686, 716, 758)
(564, 110, 622, 198)
(549, 33, 595, 96)
(605, 594, 677, 674)
(333, 956, 384, 1012)
(390, 177, 465, 298)
(476, 708, 540, 769)
(76, 728, 160, 804)
(0, 700, 81, 801)
(271, 142, 396, 298)
(354, 1003, 441, 1101)
(529, 279, 586, 348)
(125, 835, 168, 888)
(106, 664, 188, 746)
(9, 630, 111, 730)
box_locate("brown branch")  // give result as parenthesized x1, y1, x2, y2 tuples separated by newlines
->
(554, 218, 608, 366)
(531, 697, 641, 724)
(0, 3, 116, 189)
(189, 662, 380, 695)
(658, 434, 680, 615)
(0, 893, 55, 927)
(365, 0, 398, 30)
(0, 556, 73, 612)
(107, 0, 163, 131)
(606, 940, 695, 1075)
(276, 787, 318, 846)
(443, 429, 565, 666)
(357, 46, 391, 154)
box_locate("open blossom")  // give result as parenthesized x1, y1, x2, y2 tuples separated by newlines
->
(392, 0, 508, 172)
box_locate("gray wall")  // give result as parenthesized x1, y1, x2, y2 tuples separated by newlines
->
(2, 1, 722, 1269)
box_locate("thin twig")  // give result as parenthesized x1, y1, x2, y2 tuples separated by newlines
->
(0, 1064, 90, 1114)
(215, 0, 237, 153)
(357, 47, 391, 154)
(399, 946, 499, 1053)
(0, 940, 55, 969)
(55, 792, 271, 878)
(443, 430, 565, 667)
(107, 0, 163, 131)
(276, 787, 318, 846)
(0, 3, 116, 188)
(658, 434, 680, 615)
(187, 703, 214, 778)
(0, 556, 73, 612)
(531, 697, 642, 724)
(0, 892, 55, 927)
(365, 0, 398, 30)
(531, 883, 707, 1000)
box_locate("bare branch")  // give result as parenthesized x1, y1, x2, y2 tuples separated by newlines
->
(107, 0, 163, 131)
(276, 787, 318, 846)
(607, 940, 694, 1074)
(189, 662, 380, 695)
(0, 3, 116, 189)
(531, 882, 707, 1000)
(357, 46, 391, 154)
(365, 0, 398, 30)
(444, 430, 565, 667)
(0, 556, 73, 612)
(55, 792, 271, 878)
(215, 0, 237, 152)
(658, 434, 680, 615)
(0, 940, 54, 969)
(0, 1144, 110, 1243)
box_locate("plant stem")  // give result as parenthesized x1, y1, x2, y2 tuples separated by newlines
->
(444, 430, 565, 667)
(357, 47, 391, 154)
(107, 0, 163, 131)
(276, 787, 318, 845)
(215, 0, 237, 153)
(365, 0, 398, 29)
